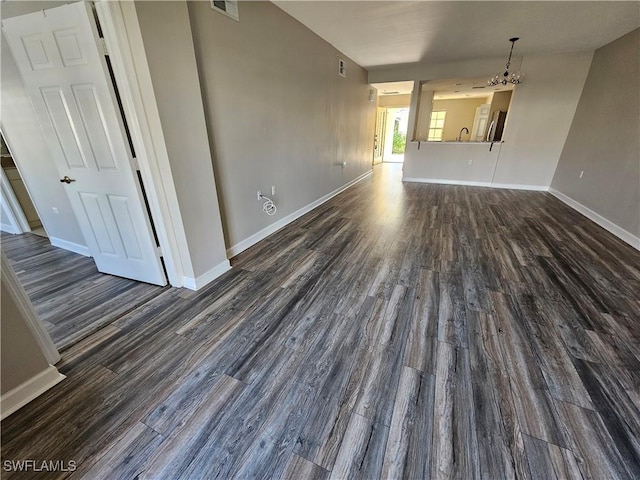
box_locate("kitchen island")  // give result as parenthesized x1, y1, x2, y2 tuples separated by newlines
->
(402, 141, 504, 187)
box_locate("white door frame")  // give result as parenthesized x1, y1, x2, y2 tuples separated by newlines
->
(1, 168, 30, 235)
(1, 129, 32, 235)
(94, 1, 195, 287)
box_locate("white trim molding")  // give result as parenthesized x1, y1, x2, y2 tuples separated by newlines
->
(490, 183, 549, 192)
(49, 237, 91, 257)
(182, 260, 232, 291)
(227, 170, 373, 258)
(403, 177, 549, 191)
(549, 188, 640, 250)
(403, 177, 491, 188)
(95, 1, 191, 287)
(0, 167, 30, 234)
(1, 366, 65, 420)
(1, 253, 61, 365)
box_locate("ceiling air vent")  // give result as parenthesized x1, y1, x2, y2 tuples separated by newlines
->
(211, 0, 239, 21)
(338, 58, 346, 77)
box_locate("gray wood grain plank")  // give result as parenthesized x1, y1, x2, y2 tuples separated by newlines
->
(403, 268, 439, 374)
(556, 399, 634, 480)
(490, 291, 570, 448)
(431, 340, 481, 479)
(3, 165, 640, 480)
(380, 366, 421, 479)
(281, 453, 329, 480)
(80, 422, 162, 480)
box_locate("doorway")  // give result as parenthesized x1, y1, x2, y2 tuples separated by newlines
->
(2, 1, 166, 286)
(0, 133, 45, 237)
(382, 108, 409, 163)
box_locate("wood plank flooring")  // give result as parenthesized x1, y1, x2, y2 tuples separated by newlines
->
(1, 232, 167, 350)
(2, 163, 639, 479)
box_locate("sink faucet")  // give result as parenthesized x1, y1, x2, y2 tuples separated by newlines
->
(457, 127, 469, 142)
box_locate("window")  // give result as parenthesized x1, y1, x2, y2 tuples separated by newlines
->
(427, 110, 446, 141)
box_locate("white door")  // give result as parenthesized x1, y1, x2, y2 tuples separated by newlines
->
(471, 104, 491, 142)
(2, 2, 166, 285)
(373, 108, 386, 164)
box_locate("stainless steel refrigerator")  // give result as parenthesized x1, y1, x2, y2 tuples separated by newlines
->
(487, 110, 508, 142)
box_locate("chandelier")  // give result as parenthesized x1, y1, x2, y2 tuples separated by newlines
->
(488, 37, 524, 86)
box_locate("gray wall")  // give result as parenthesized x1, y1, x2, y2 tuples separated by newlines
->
(187, 1, 376, 250)
(135, 0, 228, 278)
(1, 1, 87, 248)
(551, 29, 640, 238)
(1, 278, 50, 394)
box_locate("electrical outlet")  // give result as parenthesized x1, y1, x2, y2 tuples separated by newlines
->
(579, 170, 584, 179)
(468, 159, 473, 165)
(271, 185, 276, 196)
(52, 207, 59, 214)
(257, 190, 262, 201)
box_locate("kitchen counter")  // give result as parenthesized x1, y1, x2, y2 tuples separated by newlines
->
(424, 141, 503, 145)
(403, 140, 503, 185)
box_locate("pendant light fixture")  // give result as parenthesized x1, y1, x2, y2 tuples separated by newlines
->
(488, 37, 524, 86)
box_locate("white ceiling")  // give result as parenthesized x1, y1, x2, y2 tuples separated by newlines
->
(370, 81, 415, 95)
(272, 1, 640, 69)
(371, 76, 515, 99)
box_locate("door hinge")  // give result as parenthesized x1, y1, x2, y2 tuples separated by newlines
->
(132, 156, 140, 171)
(156, 245, 163, 257)
(100, 37, 109, 56)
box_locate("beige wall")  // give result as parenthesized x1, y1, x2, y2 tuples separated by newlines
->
(489, 90, 512, 116)
(413, 87, 434, 141)
(1, 1, 86, 248)
(492, 52, 593, 187)
(186, 0, 376, 250)
(1, 276, 50, 394)
(432, 98, 490, 141)
(551, 29, 640, 238)
(135, 0, 228, 278)
(378, 94, 411, 108)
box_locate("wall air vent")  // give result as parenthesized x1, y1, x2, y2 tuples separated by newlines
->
(338, 58, 346, 77)
(211, 0, 239, 21)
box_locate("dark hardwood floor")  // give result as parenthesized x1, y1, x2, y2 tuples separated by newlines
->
(1, 232, 167, 350)
(2, 163, 639, 479)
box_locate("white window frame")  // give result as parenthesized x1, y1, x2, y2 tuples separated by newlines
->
(428, 110, 446, 142)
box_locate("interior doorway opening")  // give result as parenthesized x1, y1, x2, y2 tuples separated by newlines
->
(382, 108, 409, 163)
(370, 81, 413, 165)
(0, 133, 46, 237)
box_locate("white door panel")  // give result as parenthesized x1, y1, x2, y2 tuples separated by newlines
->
(3, 2, 166, 285)
(471, 104, 491, 142)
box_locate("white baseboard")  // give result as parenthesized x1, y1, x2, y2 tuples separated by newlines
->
(49, 237, 91, 257)
(403, 177, 549, 191)
(403, 177, 492, 187)
(548, 188, 640, 250)
(182, 259, 232, 291)
(1, 222, 21, 234)
(490, 183, 549, 191)
(226, 170, 373, 258)
(1, 365, 65, 420)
